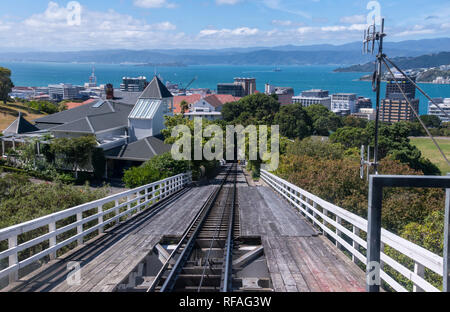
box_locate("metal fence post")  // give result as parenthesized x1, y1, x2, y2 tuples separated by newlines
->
(367, 175, 382, 292)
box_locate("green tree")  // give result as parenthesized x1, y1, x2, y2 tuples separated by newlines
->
(420, 115, 442, 128)
(304, 104, 342, 136)
(50, 136, 98, 178)
(221, 93, 280, 126)
(180, 100, 189, 115)
(274, 104, 312, 140)
(123, 152, 190, 188)
(0, 67, 14, 104)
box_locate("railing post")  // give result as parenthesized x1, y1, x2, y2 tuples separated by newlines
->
(444, 187, 450, 292)
(8, 235, 18, 284)
(413, 262, 425, 292)
(115, 199, 120, 225)
(367, 176, 382, 292)
(312, 202, 318, 227)
(127, 195, 132, 216)
(336, 216, 342, 249)
(49, 222, 57, 260)
(352, 226, 360, 263)
(77, 212, 83, 246)
(98, 205, 104, 234)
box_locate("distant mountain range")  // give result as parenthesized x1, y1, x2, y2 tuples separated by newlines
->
(1, 38, 450, 66)
(334, 52, 450, 72)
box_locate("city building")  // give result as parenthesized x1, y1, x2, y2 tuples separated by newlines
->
(9, 87, 36, 100)
(380, 98, 419, 123)
(234, 78, 256, 96)
(292, 89, 331, 110)
(355, 97, 373, 112)
(217, 83, 244, 97)
(428, 98, 450, 122)
(265, 84, 294, 106)
(380, 74, 419, 123)
(331, 93, 357, 115)
(120, 76, 148, 92)
(385, 74, 416, 100)
(352, 108, 376, 121)
(217, 77, 256, 97)
(48, 83, 84, 101)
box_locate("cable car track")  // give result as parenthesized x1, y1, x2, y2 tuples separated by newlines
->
(147, 163, 238, 292)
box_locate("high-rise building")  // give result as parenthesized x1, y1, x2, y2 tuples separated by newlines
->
(120, 76, 148, 92)
(217, 77, 256, 97)
(217, 83, 244, 97)
(428, 98, 450, 122)
(385, 74, 416, 100)
(380, 74, 419, 123)
(331, 93, 357, 115)
(234, 78, 256, 96)
(292, 89, 331, 110)
(380, 98, 419, 123)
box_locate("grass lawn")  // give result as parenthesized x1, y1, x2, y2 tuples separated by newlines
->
(0, 102, 46, 131)
(410, 137, 450, 174)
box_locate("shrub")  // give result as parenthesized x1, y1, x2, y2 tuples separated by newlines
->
(123, 153, 190, 188)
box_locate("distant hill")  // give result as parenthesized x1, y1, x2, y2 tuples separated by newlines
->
(334, 52, 450, 73)
(1, 38, 450, 66)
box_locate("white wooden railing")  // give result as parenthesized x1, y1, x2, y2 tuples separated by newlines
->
(0, 172, 192, 287)
(261, 170, 444, 292)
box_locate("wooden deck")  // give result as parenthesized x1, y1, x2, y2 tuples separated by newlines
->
(4, 185, 216, 292)
(4, 166, 366, 292)
(239, 186, 366, 292)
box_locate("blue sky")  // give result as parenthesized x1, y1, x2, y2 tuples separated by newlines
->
(0, 0, 449, 51)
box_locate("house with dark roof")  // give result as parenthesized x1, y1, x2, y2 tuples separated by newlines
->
(1, 76, 175, 178)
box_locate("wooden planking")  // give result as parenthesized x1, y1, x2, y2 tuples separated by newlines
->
(5, 185, 215, 293)
(239, 186, 317, 237)
(240, 185, 365, 292)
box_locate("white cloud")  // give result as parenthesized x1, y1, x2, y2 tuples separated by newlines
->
(133, 0, 176, 9)
(340, 15, 366, 24)
(199, 27, 259, 37)
(216, 0, 241, 5)
(5, 2, 180, 50)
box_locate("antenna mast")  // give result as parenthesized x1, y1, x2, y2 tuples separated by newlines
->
(363, 18, 386, 176)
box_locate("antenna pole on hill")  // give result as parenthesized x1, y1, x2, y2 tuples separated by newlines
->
(363, 18, 386, 176)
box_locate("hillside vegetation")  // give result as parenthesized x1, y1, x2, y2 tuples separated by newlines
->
(0, 102, 46, 131)
(334, 52, 450, 72)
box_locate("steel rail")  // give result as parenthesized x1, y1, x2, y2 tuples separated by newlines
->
(197, 185, 231, 292)
(221, 165, 237, 292)
(147, 164, 233, 292)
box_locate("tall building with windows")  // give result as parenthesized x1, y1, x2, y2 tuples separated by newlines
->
(292, 89, 331, 110)
(380, 74, 419, 123)
(217, 77, 256, 97)
(234, 77, 256, 96)
(48, 83, 83, 101)
(331, 93, 357, 115)
(120, 76, 148, 92)
(428, 98, 450, 122)
(217, 83, 244, 97)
